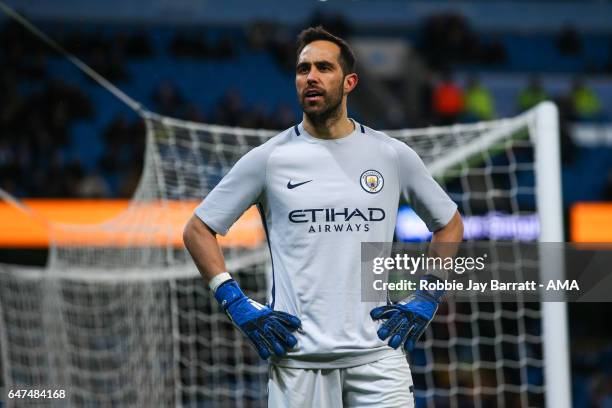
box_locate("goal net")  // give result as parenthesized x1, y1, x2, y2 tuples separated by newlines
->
(0, 103, 569, 407)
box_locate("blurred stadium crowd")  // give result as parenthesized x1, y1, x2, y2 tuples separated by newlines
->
(1, 13, 612, 201)
(0, 9, 611, 406)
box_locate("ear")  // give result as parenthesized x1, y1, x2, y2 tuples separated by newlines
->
(344, 73, 358, 94)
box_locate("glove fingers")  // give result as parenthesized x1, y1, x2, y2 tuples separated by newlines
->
(262, 325, 287, 356)
(268, 320, 298, 349)
(370, 305, 396, 320)
(271, 311, 302, 331)
(377, 312, 405, 341)
(403, 318, 429, 352)
(388, 320, 411, 349)
(248, 332, 271, 360)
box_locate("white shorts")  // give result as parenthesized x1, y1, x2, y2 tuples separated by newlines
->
(268, 353, 415, 408)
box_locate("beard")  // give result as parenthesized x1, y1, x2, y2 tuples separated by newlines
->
(299, 82, 344, 125)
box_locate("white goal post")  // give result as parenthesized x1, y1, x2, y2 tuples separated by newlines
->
(0, 102, 571, 408)
(533, 102, 571, 408)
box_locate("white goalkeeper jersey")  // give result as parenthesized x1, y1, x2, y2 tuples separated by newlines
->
(195, 121, 457, 368)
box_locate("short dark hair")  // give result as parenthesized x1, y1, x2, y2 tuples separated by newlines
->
(296, 26, 356, 75)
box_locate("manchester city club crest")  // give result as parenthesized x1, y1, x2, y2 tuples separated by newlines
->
(360, 169, 384, 194)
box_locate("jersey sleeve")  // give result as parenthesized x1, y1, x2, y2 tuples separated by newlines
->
(393, 141, 457, 231)
(194, 145, 268, 235)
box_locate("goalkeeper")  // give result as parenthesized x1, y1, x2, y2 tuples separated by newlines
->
(184, 26, 463, 407)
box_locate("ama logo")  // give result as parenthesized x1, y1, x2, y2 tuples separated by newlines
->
(360, 170, 384, 194)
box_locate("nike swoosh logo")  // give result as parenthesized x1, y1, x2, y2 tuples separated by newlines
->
(287, 180, 313, 189)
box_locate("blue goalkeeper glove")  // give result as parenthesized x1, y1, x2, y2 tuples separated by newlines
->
(370, 275, 444, 351)
(215, 279, 301, 360)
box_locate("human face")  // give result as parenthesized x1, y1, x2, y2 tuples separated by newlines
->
(296, 40, 346, 121)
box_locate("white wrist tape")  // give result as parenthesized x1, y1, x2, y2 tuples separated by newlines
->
(209, 272, 232, 293)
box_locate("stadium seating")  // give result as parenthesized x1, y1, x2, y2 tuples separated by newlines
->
(1, 22, 611, 200)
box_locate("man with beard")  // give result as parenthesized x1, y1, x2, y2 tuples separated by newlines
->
(183, 26, 463, 407)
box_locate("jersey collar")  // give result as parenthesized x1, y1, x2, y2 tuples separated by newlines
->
(294, 119, 365, 144)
